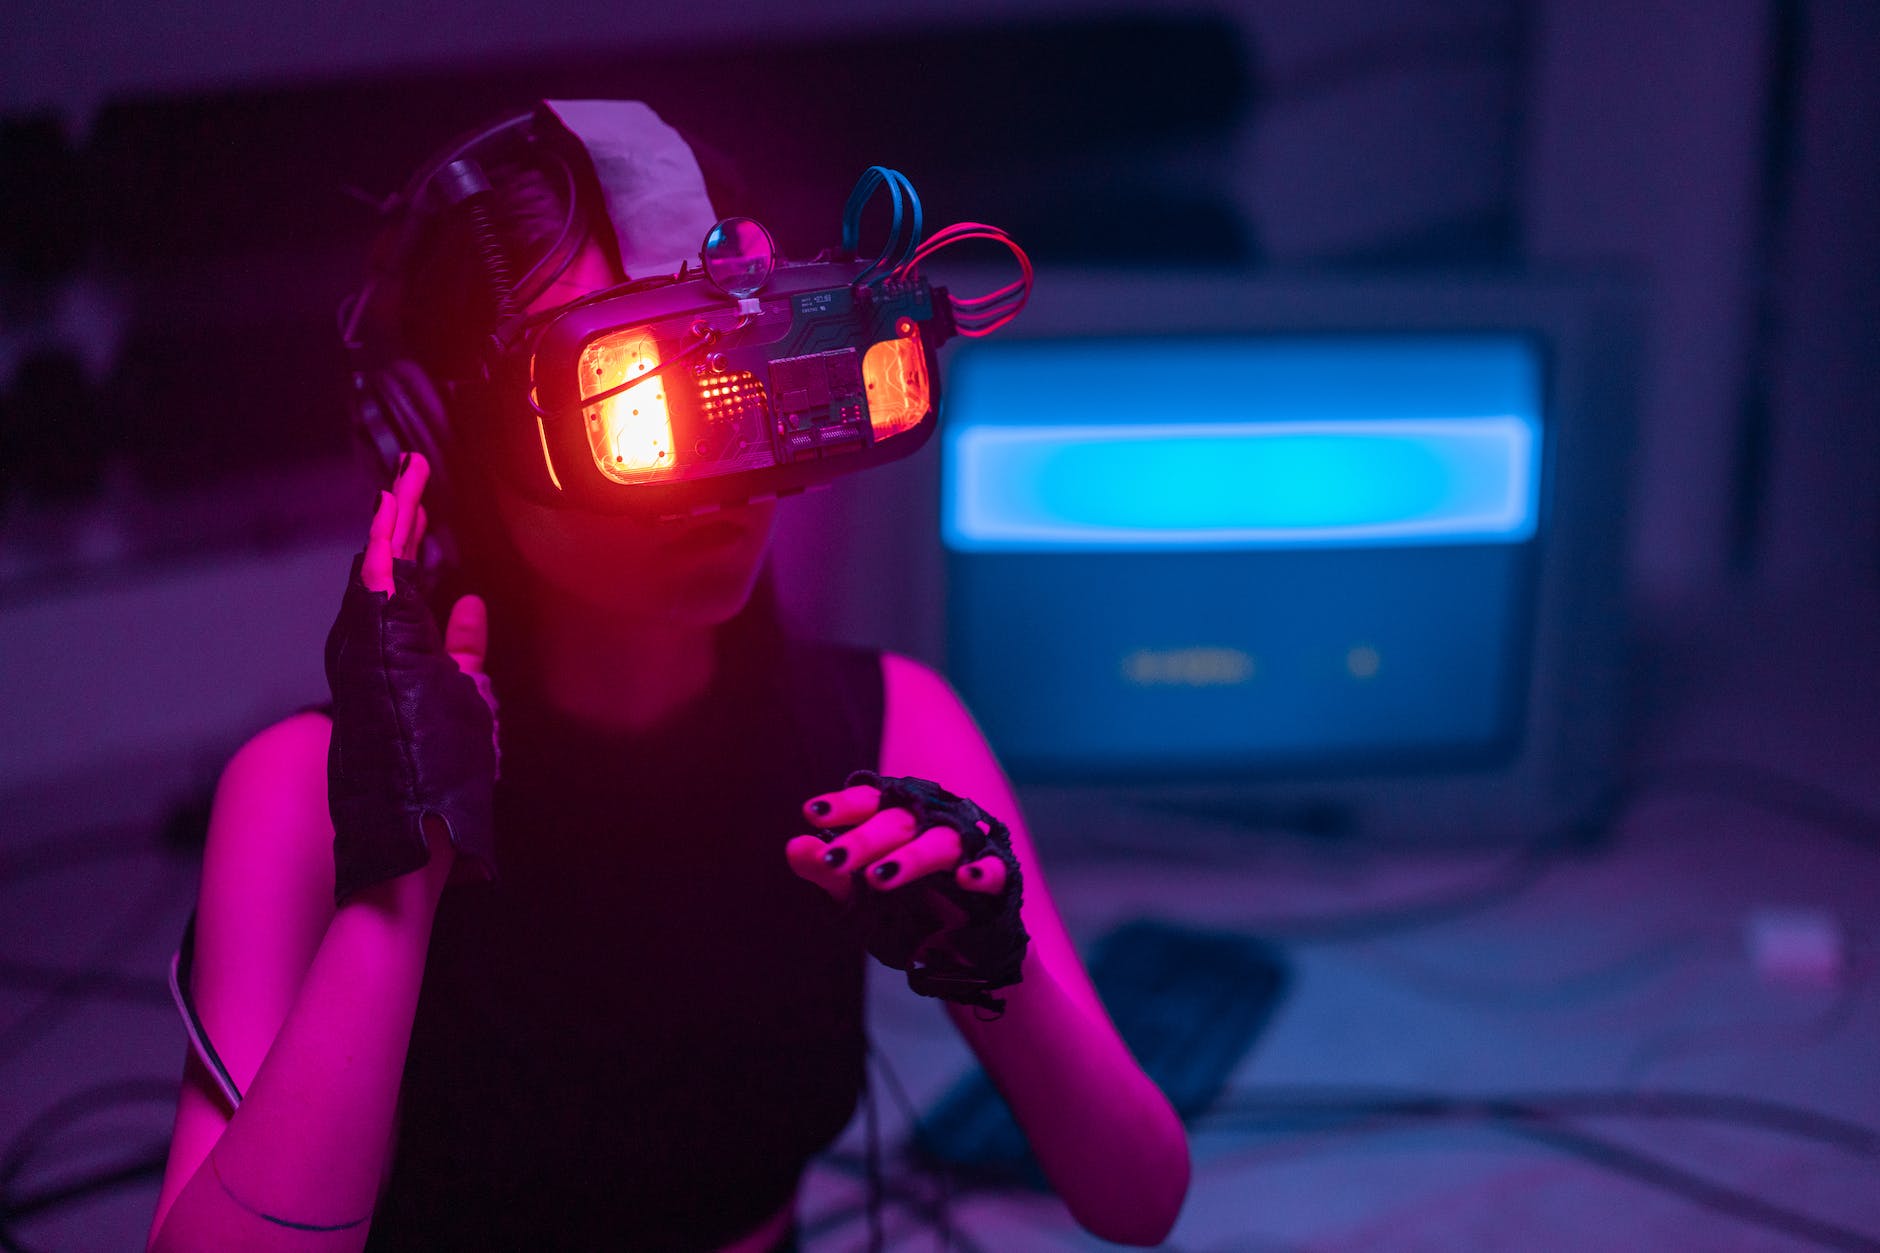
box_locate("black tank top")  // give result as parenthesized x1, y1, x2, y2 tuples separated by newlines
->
(365, 630, 883, 1251)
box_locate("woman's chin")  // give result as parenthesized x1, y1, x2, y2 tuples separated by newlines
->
(562, 560, 764, 628)
(500, 494, 778, 629)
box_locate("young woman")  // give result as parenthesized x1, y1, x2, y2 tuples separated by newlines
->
(146, 102, 1188, 1252)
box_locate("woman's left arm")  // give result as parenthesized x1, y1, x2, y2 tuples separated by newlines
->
(795, 652, 1190, 1246)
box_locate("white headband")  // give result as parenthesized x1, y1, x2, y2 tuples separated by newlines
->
(542, 99, 719, 281)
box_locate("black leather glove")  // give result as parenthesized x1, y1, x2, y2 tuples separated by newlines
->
(844, 770, 1030, 1015)
(324, 553, 496, 904)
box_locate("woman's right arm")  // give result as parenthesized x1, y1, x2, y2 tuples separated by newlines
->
(149, 455, 484, 1251)
(147, 712, 454, 1253)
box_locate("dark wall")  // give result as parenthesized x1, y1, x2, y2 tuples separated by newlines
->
(1, 14, 1252, 502)
(2, 1, 1875, 598)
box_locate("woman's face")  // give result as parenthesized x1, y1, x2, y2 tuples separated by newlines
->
(490, 241, 778, 627)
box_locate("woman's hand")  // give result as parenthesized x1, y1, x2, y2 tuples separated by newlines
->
(362, 455, 496, 722)
(784, 778, 1009, 902)
(785, 771, 1030, 1013)
(326, 453, 499, 904)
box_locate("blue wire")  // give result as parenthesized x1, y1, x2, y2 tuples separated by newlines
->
(840, 167, 880, 254)
(847, 167, 901, 285)
(843, 166, 924, 286)
(885, 168, 923, 275)
(842, 167, 895, 276)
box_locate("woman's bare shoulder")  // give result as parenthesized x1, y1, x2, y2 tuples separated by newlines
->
(149, 711, 340, 1243)
(195, 710, 337, 996)
(877, 652, 979, 748)
(207, 710, 333, 860)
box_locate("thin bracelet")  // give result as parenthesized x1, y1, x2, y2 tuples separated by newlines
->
(209, 1150, 372, 1233)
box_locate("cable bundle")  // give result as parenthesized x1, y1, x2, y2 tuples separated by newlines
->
(891, 222, 1033, 338)
(842, 166, 1034, 337)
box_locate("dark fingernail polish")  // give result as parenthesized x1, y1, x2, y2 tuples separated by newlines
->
(822, 847, 848, 868)
(967, 865, 985, 881)
(809, 800, 831, 817)
(873, 860, 900, 882)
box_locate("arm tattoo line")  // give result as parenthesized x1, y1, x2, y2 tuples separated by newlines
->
(210, 1150, 372, 1234)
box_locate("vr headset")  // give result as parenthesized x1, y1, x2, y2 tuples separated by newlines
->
(342, 99, 1030, 521)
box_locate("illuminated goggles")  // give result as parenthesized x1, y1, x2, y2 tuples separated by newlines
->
(506, 212, 1005, 517)
(348, 101, 1031, 519)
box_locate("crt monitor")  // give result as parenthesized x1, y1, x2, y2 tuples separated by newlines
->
(931, 270, 1638, 846)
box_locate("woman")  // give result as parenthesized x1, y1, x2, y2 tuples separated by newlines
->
(146, 101, 1189, 1252)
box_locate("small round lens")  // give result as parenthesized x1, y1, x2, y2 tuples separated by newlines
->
(701, 217, 777, 299)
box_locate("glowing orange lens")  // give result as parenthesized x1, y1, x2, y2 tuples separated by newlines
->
(862, 328, 930, 440)
(579, 329, 676, 484)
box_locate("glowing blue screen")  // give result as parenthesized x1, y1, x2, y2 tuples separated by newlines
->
(941, 337, 1543, 552)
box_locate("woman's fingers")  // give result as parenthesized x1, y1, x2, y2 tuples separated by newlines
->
(403, 503, 428, 563)
(795, 780, 1012, 900)
(866, 824, 964, 891)
(785, 834, 853, 903)
(802, 784, 883, 829)
(816, 805, 918, 875)
(388, 453, 430, 559)
(444, 594, 488, 675)
(787, 822, 1001, 901)
(362, 452, 430, 593)
(361, 491, 397, 593)
(956, 855, 1007, 895)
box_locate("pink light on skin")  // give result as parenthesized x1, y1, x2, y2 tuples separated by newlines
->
(151, 247, 1188, 1250)
(147, 454, 487, 1251)
(784, 653, 1192, 1245)
(151, 466, 1189, 1250)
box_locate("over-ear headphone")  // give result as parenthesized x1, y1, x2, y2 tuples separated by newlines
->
(340, 101, 997, 531)
(350, 359, 449, 490)
(339, 109, 562, 581)
(347, 356, 462, 576)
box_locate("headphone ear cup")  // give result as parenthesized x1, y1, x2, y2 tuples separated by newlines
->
(354, 359, 452, 487)
(349, 369, 406, 485)
(348, 359, 461, 585)
(372, 355, 464, 579)
(379, 359, 452, 486)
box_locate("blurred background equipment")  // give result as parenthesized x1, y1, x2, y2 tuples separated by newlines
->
(931, 273, 1633, 847)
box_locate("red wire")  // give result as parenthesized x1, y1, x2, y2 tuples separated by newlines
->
(890, 222, 1033, 338)
(902, 232, 1031, 278)
(895, 224, 1032, 285)
(955, 312, 1022, 338)
(897, 240, 1027, 330)
(953, 279, 1027, 309)
(954, 303, 1023, 323)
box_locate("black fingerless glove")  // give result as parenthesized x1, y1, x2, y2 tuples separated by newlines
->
(324, 553, 496, 905)
(843, 770, 1030, 1015)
